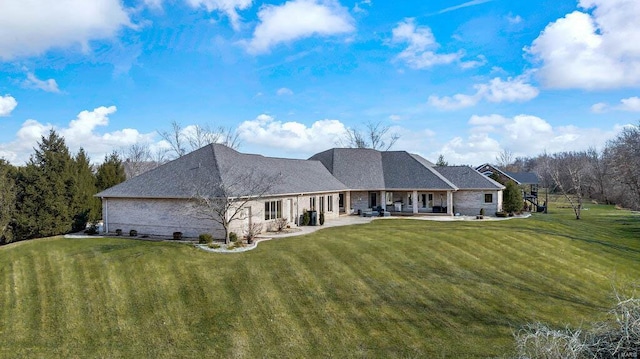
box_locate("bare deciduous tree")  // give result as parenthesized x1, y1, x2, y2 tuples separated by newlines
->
(188, 168, 279, 244)
(496, 149, 515, 170)
(606, 124, 640, 210)
(539, 151, 589, 219)
(340, 121, 400, 151)
(159, 121, 241, 159)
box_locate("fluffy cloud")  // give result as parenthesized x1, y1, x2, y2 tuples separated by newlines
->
(243, 0, 354, 54)
(591, 96, 640, 112)
(527, 0, 640, 89)
(276, 87, 294, 96)
(0, 106, 156, 164)
(186, 0, 253, 30)
(428, 75, 539, 110)
(0, 0, 132, 60)
(391, 18, 463, 69)
(0, 95, 18, 116)
(23, 73, 61, 93)
(436, 114, 623, 165)
(237, 114, 347, 154)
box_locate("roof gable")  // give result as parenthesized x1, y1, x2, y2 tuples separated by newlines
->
(435, 166, 505, 190)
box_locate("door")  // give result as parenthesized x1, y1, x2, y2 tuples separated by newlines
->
(369, 192, 377, 208)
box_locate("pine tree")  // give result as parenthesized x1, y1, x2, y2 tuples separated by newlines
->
(0, 159, 17, 244)
(15, 130, 75, 239)
(96, 152, 126, 192)
(70, 148, 100, 232)
(503, 180, 524, 214)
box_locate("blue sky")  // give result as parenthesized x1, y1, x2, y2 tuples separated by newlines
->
(0, 0, 639, 165)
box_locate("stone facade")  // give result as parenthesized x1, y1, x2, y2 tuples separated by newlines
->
(102, 193, 341, 239)
(450, 190, 503, 216)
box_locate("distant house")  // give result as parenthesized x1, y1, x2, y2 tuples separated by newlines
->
(475, 163, 540, 210)
(96, 145, 504, 238)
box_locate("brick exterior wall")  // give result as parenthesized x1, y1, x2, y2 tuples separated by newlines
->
(103, 193, 341, 239)
(451, 190, 502, 216)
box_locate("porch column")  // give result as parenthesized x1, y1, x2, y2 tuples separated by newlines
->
(412, 190, 418, 214)
(380, 190, 386, 210)
(345, 191, 351, 215)
(446, 191, 454, 216)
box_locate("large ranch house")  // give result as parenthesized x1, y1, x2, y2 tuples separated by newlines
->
(96, 144, 504, 238)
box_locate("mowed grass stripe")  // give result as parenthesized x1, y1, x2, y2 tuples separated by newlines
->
(0, 205, 638, 357)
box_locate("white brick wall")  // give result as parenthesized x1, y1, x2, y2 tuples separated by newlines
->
(103, 192, 342, 239)
(452, 190, 502, 216)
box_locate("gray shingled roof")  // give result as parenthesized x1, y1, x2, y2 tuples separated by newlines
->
(505, 171, 539, 185)
(97, 144, 347, 199)
(434, 166, 505, 190)
(310, 148, 457, 190)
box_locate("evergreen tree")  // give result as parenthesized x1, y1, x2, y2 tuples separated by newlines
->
(436, 154, 448, 166)
(0, 159, 17, 244)
(96, 151, 126, 192)
(15, 130, 74, 239)
(503, 180, 524, 214)
(70, 148, 100, 231)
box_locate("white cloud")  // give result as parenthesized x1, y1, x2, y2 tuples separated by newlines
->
(391, 18, 464, 69)
(619, 96, 640, 112)
(243, 0, 355, 54)
(0, 106, 156, 164)
(428, 75, 539, 110)
(507, 14, 523, 25)
(276, 87, 294, 96)
(389, 114, 401, 121)
(237, 114, 347, 154)
(436, 113, 624, 165)
(0, 0, 132, 60)
(353, 0, 371, 13)
(527, 0, 640, 89)
(23, 73, 61, 93)
(0, 95, 18, 116)
(591, 97, 640, 113)
(591, 102, 609, 113)
(186, 0, 253, 30)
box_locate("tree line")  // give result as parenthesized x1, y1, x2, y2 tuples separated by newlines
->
(497, 123, 640, 218)
(0, 130, 126, 244)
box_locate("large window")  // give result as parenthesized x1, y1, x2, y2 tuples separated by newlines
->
(264, 200, 282, 220)
(327, 195, 333, 212)
(309, 197, 316, 211)
(484, 193, 493, 203)
(319, 196, 325, 213)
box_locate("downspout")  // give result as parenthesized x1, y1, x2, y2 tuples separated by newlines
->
(103, 198, 108, 234)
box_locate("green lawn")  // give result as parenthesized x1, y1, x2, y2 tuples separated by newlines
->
(0, 205, 638, 358)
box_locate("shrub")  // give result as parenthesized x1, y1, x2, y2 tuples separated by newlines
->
(302, 211, 310, 226)
(244, 223, 263, 244)
(229, 232, 238, 242)
(173, 232, 183, 240)
(207, 243, 220, 249)
(129, 229, 138, 237)
(479, 208, 485, 216)
(319, 212, 325, 225)
(495, 212, 507, 218)
(199, 233, 213, 244)
(115, 229, 122, 236)
(273, 218, 288, 232)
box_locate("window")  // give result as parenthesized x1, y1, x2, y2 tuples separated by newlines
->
(484, 194, 493, 203)
(386, 192, 393, 205)
(309, 197, 316, 211)
(264, 200, 282, 220)
(408, 193, 413, 206)
(319, 196, 325, 213)
(338, 194, 344, 208)
(327, 195, 333, 212)
(428, 193, 433, 207)
(421, 194, 426, 208)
